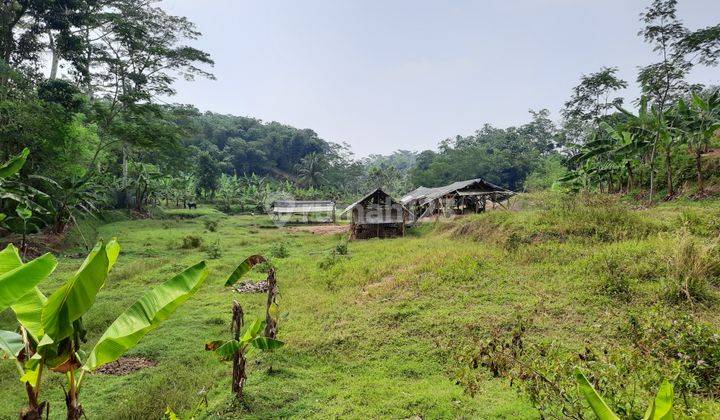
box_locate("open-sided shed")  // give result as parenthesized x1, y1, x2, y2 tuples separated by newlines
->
(341, 188, 410, 239)
(401, 178, 514, 219)
(271, 200, 336, 223)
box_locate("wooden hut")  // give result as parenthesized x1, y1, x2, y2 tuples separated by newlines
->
(341, 189, 410, 239)
(270, 200, 336, 223)
(400, 178, 514, 219)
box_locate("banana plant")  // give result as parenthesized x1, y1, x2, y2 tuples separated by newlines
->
(0, 244, 58, 420)
(574, 368, 673, 420)
(0, 148, 50, 216)
(678, 91, 720, 194)
(2, 239, 209, 420)
(208, 255, 283, 399)
(205, 317, 283, 399)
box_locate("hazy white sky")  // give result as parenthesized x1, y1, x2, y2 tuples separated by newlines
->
(161, 0, 720, 157)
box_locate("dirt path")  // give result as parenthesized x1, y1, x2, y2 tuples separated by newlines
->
(285, 224, 349, 235)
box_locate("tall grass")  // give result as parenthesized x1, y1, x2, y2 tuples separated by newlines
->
(442, 192, 666, 245)
(663, 232, 720, 306)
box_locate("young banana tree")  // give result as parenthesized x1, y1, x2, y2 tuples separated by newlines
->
(205, 317, 283, 399)
(574, 368, 673, 420)
(208, 255, 283, 399)
(0, 244, 58, 420)
(3, 239, 209, 420)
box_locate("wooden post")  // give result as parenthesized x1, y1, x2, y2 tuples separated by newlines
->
(264, 269, 278, 339)
(231, 301, 246, 399)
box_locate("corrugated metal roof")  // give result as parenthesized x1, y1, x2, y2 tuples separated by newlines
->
(400, 178, 513, 206)
(272, 201, 335, 213)
(400, 186, 433, 205)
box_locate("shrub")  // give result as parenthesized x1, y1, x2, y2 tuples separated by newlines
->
(662, 233, 719, 305)
(181, 235, 203, 249)
(204, 239, 222, 259)
(269, 242, 289, 259)
(334, 241, 348, 256)
(452, 312, 716, 418)
(318, 252, 339, 270)
(595, 254, 633, 300)
(622, 308, 720, 399)
(204, 219, 219, 232)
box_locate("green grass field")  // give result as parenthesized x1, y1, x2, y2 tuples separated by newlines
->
(2, 195, 720, 419)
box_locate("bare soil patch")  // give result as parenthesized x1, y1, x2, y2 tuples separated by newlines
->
(286, 224, 349, 235)
(95, 357, 157, 375)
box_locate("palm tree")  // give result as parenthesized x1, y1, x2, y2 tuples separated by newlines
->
(295, 153, 327, 188)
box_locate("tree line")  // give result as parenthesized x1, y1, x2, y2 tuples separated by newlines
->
(559, 0, 720, 201)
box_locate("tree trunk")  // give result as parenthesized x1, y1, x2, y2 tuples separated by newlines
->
(20, 383, 45, 420)
(696, 149, 704, 194)
(626, 163, 634, 193)
(48, 31, 59, 80)
(83, 27, 93, 97)
(264, 269, 278, 339)
(648, 141, 658, 204)
(122, 142, 130, 208)
(64, 371, 82, 420)
(231, 301, 246, 399)
(665, 147, 674, 197)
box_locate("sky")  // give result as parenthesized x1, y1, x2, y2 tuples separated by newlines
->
(161, 0, 720, 157)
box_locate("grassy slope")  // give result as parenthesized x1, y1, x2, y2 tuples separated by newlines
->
(1, 197, 719, 419)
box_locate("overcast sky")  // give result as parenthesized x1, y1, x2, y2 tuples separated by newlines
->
(161, 0, 720, 157)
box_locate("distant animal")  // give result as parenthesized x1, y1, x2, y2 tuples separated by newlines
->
(187, 201, 197, 209)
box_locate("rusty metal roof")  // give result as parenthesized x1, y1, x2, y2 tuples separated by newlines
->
(401, 178, 513, 205)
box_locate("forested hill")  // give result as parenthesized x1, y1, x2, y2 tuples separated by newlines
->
(171, 106, 565, 198)
(177, 109, 332, 178)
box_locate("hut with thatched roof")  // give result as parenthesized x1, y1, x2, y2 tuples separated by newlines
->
(341, 188, 410, 239)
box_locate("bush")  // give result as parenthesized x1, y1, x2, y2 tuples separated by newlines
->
(662, 233, 719, 305)
(318, 252, 340, 270)
(453, 313, 709, 418)
(334, 241, 348, 256)
(204, 239, 221, 259)
(623, 308, 720, 399)
(180, 235, 203, 249)
(204, 219, 218, 232)
(269, 242, 289, 259)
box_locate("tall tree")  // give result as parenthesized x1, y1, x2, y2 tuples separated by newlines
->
(560, 67, 627, 155)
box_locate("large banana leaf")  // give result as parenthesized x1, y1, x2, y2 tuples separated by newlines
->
(225, 255, 267, 286)
(0, 245, 50, 339)
(84, 261, 208, 371)
(0, 148, 29, 179)
(643, 380, 673, 420)
(0, 251, 57, 312)
(0, 244, 22, 274)
(574, 368, 620, 420)
(13, 288, 48, 340)
(41, 239, 118, 341)
(0, 330, 24, 359)
(252, 337, 284, 350)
